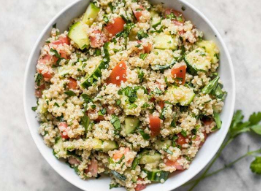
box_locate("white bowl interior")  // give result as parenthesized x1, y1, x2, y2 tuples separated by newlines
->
(24, 0, 235, 190)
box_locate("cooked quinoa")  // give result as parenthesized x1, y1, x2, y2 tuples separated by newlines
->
(33, 0, 227, 190)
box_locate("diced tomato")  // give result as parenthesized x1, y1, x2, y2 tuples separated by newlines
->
(165, 8, 185, 23)
(59, 49, 69, 59)
(104, 17, 125, 37)
(195, 132, 208, 147)
(158, 101, 165, 109)
(176, 134, 187, 146)
(165, 158, 185, 171)
(143, 43, 152, 53)
(68, 78, 77, 90)
(149, 115, 161, 137)
(135, 184, 147, 191)
(52, 36, 70, 45)
(133, 6, 145, 21)
(35, 84, 45, 98)
(106, 106, 116, 115)
(89, 29, 107, 48)
(202, 118, 213, 126)
(173, 20, 184, 26)
(106, 61, 127, 86)
(171, 63, 187, 85)
(38, 54, 52, 65)
(113, 148, 130, 160)
(58, 122, 69, 139)
(85, 159, 98, 177)
(37, 69, 53, 81)
(68, 157, 81, 165)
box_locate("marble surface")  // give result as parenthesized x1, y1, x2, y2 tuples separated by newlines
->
(0, 0, 260, 190)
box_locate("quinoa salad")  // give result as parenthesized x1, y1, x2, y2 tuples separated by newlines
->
(32, 0, 227, 190)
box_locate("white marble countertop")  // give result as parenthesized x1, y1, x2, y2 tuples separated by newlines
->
(0, 0, 260, 190)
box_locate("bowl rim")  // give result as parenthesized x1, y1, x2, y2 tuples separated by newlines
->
(23, 0, 235, 190)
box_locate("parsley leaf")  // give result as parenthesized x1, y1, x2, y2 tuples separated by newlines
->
(98, 108, 106, 116)
(50, 48, 60, 58)
(111, 115, 121, 133)
(64, 91, 76, 97)
(137, 30, 148, 40)
(140, 53, 148, 60)
(138, 69, 144, 83)
(250, 156, 261, 175)
(81, 114, 90, 132)
(35, 73, 43, 86)
(32, 106, 37, 111)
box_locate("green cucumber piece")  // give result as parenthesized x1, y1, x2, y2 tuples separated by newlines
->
(140, 153, 161, 164)
(184, 48, 211, 72)
(144, 170, 169, 182)
(131, 154, 142, 170)
(166, 86, 195, 106)
(53, 138, 66, 158)
(151, 11, 161, 28)
(68, 21, 89, 50)
(92, 138, 118, 152)
(82, 3, 100, 25)
(124, 117, 140, 134)
(197, 40, 219, 63)
(81, 42, 110, 89)
(111, 170, 127, 181)
(153, 33, 177, 50)
(155, 140, 172, 149)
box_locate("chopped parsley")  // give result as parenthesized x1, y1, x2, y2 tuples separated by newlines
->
(140, 53, 148, 60)
(64, 90, 76, 97)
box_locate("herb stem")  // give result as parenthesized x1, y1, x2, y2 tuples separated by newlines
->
(187, 137, 233, 191)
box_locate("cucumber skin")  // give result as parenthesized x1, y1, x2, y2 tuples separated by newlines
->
(144, 170, 169, 182)
(124, 117, 140, 135)
(83, 3, 100, 25)
(68, 22, 89, 50)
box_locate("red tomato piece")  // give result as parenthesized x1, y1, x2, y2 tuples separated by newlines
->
(143, 43, 152, 53)
(149, 115, 161, 137)
(133, 6, 145, 21)
(104, 17, 125, 37)
(53, 36, 70, 45)
(85, 159, 98, 177)
(89, 29, 107, 48)
(165, 8, 185, 23)
(37, 69, 53, 81)
(158, 101, 165, 109)
(113, 148, 130, 160)
(195, 132, 208, 147)
(171, 63, 187, 85)
(35, 84, 45, 98)
(106, 61, 127, 86)
(68, 78, 77, 90)
(165, 158, 185, 171)
(38, 54, 52, 65)
(58, 122, 69, 139)
(176, 134, 187, 146)
(135, 184, 147, 191)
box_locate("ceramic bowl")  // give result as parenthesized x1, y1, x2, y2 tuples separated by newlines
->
(24, 0, 235, 190)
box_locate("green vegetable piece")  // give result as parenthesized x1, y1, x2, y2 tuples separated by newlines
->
(250, 157, 261, 175)
(111, 115, 121, 133)
(144, 170, 169, 182)
(213, 111, 222, 130)
(132, 154, 142, 170)
(81, 114, 90, 132)
(82, 3, 100, 25)
(64, 90, 76, 97)
(202, 76, 220, 94)
(111, 171, 127, 181)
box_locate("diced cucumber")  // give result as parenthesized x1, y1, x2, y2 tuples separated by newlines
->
(92, 138, 118, 152)
(124, 117, 140, 134)
(102, 140, 118, 152)
(81, 43, 110, 89)
(151, 11, 161, 28)
(140, 153, 161, 164)
(155, 140, 172, 149)
(197, 40, 219, 63)
(184, 48, 211, 72)
(144, 170, 169, 182)
(68, 21, 89, 50)
(82, 3, 100, 25)
(53, 138, 67, 158)
(58, 65, 72, 77)
(165, 86, 195, 106)
(153, 34, 177, 50)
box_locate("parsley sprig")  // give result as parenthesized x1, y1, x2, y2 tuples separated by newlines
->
(185, 110, 261, 190)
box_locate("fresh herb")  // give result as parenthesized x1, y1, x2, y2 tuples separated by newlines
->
(64, 90, 76, 97)
(94, 48, 101, 56)
(170, 118, 176, 127)
(137, 30, 148, 40)
(116, 99, 121, 106)
(54, 102, 60, 107)
(159, 107, 166, 120)
(91, 105, 96, 109)
(250, 156, 261, 175)
(103, 15, 109, 24)
(128, 103, 138, 109)
(164, 149, 173, 155)
(138, 129, 150, 140)
(202, 76, 219, 94)
(109, 183, 120, 189)
(111, 171, 127, 181)
(50, 48, 60, 58)
(151, 60, 176, 71)
(152, 87, 163, 95)
(138, 69, 145, 83)
(118, 86, 146, 104)
(131, 154, 142, 169)
(81, 115, 90, 132)
(82, 94, 92, 104)
(32, 106, 37, 111)
(142, 103, 150, 109)
(98, 108, 107, 116)
(111, 115, 121, 133)
(213, 111, 222, 130)
(52, 23, 57, 28)
(35, 73, 43, 86)
(184, 110, 261, 190)
(181, 130, 187, 137)
(140, 53, 148, 60)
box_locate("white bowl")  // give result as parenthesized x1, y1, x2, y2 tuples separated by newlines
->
(24, 0, 235, 190)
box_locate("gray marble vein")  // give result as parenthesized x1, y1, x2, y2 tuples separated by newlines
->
(0, 0, 260, 190)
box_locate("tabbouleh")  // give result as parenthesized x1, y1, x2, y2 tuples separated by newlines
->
(33, 0, 227, 190)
